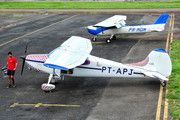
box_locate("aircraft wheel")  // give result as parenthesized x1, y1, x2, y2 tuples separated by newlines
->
(50, 78, 56, 83)
(161, 81, 166, 87)
(112, 35, 116, 40)
(92, 37, 97, 42)
(106, 39, 111, 43)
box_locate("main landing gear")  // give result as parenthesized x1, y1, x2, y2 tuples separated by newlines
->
(106, 35, 116, 43)
(92, 37, 97, 42)
(41, 69, 62, 93)
(92, 35, 116, 43)
(41, 74, 55, 93)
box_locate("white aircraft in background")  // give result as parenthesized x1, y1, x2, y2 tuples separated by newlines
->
(20, 36, 172, 92)
(87, 13, 169, 43)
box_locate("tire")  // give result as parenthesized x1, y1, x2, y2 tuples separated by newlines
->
(92, 37, 97, 42)
(106, 39, 111, 43)
(161, 82, 166, 87)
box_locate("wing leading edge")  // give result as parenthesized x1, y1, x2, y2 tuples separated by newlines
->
(44, 36, 92, 70)
(94, 15, 127, 28)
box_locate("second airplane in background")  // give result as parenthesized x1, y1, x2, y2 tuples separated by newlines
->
(87, 13, 169, 43)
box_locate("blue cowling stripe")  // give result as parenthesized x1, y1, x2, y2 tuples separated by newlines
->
(87, 27, 110, 35)
(44, 63, 69, 71)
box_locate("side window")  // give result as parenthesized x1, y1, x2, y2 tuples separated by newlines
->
(61, 69, 74, 74)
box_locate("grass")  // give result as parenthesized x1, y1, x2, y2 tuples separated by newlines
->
(13, 15, 22, 18)
(0, 1, 180, 9)
(117, 34, 129, 36)
(135, 21, 140, 24)
(89, 12, 99, 14)
(40, 12, 44, 15)
(167, 40, 180, 119)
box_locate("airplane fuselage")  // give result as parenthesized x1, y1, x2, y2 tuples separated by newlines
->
(25, 54, 148, 79)
(87, 24, 165, 36)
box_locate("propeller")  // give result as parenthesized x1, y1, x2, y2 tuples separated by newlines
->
(20, 41, 28, 76)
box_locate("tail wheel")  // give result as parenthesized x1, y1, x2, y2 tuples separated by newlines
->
(161, 81, 166, 87)
(106, 39, 111, 43)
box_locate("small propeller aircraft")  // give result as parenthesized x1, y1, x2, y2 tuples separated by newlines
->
(87, 13, 169, 43)
(20, 36, 172, 92)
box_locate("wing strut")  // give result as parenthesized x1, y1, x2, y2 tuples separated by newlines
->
(101, 27, 104, 34)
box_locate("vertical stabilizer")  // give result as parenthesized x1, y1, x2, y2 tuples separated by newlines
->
(129, 49, 172, 79)
(153, 13, 169, 24)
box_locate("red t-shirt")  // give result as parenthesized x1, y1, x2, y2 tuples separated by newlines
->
(7, 56, 17, 70)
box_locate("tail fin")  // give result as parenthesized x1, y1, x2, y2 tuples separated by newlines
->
(153, 13, 169, 24)
(129, 49, 172, 80)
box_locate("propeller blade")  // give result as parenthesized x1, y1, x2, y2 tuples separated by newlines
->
(24, 41, 28, 54)
(21, 41, 29, 76)
(21, 58, 25, 76)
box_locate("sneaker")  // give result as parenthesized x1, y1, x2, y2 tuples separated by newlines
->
(13, 85, 16, 88)
(7, 86, 11, 88)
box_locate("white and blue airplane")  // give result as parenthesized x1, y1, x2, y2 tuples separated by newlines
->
(20, 36, 172, 92)
(87, 13, 169, 43)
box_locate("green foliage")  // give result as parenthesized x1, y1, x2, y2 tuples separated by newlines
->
(40, 12, 44, 15)
(135, 21, 140, 23)
(0, 1, 180, 9)
(167, 40, 180, 119)
(13, 15, 22, 18)
(117, 34, 129, 36)
(89, 12, 99, 14)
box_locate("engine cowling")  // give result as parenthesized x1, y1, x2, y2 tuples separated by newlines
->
(41, 84, 55, 91)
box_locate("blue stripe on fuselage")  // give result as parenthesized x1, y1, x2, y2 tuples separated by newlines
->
(87, 26, 110, 35)
(26, 59, 45, 63)
(77, 66, 102, 70)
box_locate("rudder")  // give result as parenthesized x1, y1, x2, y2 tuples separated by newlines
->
(153, 13, 169, 24)
(129, 49, 172, 78)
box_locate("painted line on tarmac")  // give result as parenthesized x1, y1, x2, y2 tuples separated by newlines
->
(92, 42, 106, 44)
(163, 14, 174, 120)
(155, 13, 174, 120)
(0, 14, 79, 47)
(10, 103, 80, 108)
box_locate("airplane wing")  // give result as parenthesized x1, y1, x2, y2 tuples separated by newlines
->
(94, 15, 127, 28)
(44, 36, 92, 70)
(142, 71, 169, 81)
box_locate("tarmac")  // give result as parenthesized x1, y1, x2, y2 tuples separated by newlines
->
(0, 10, 178, 120)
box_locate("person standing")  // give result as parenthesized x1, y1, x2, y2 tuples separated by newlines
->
(4, 52, 18, 88)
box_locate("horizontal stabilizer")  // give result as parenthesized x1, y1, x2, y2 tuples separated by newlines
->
(142, 71, 169, 81)
(150, 29, 163, 32)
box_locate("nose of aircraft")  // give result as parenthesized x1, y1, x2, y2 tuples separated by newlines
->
(86, 26, 99, 35)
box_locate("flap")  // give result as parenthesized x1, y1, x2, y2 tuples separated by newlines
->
(94, 15, 127, 28)
(142, 71, 169, 81)
(44, 36, 92, 70)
